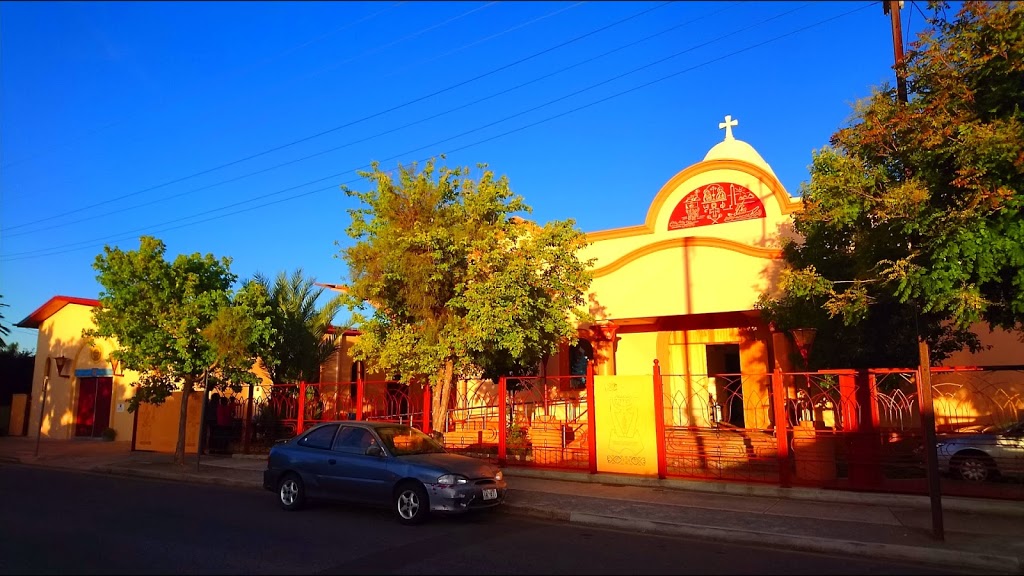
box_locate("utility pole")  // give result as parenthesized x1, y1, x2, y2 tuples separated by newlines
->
(885, 0, 943, 540)
(884, 0, 909, 104)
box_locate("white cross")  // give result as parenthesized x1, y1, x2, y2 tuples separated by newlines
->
(718, 115, 738, 140)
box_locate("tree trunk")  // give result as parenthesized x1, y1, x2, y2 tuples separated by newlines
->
(431, 360, 455, 435)
(174, 376, 195, 466)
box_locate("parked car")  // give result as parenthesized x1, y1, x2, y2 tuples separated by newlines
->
(263, 421, 507, 524)
(936, 419, 1024, 482)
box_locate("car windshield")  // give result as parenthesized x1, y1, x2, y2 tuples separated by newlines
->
(375, 425, 446, 456)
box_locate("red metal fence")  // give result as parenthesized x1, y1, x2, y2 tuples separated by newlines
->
(652, 363, 1024, 500)
(218, 360, 1024, 501)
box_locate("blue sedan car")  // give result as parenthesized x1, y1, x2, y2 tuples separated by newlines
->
(263, 421, 507, 524)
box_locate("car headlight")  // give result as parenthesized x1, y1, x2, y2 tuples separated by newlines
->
(495, 470, 503, 481)
(437, 474, 469, 486)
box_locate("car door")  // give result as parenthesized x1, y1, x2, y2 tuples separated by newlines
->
(330, 426, 396, 504)
(996, 421, 1024, 478)
(293, 424, 341, 498)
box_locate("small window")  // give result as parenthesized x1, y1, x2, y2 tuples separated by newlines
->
(349, 361, 364, 399)
(569, 340, 593, 389)
(299, 424, 339, 450)
(332, 426, 377, 454)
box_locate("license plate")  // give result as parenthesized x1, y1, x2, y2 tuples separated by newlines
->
(482, 488, 498, 501)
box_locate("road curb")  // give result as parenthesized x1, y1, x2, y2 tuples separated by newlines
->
(504, 468, 1024, 518)
(93, 466, 263, 492)
(564, 511, 1022, 575)
(500, 502, 1018, 574)
(501, 503, 571, 523)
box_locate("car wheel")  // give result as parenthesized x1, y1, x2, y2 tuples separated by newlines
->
(956, 454, 994, 483)
(394, 482, 429, 525)
(278, 473, 306, 511)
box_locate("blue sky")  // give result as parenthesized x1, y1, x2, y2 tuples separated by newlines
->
(1, 1, 937, 352)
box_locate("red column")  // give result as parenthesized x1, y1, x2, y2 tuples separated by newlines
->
(422, 384, 431, 434)
(586, 360, 598, 474)
(298, 381, 306, 434)
(771, 369, 791, 487)
(356, 374, 364, 421)
(335, 383, 341, 421)
(498, 376, 507, 466)
(844, 370, 882, 488)
(653, 359, 667, 480)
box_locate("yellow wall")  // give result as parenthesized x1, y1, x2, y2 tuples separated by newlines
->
(27, 303, 137, 441)
(134, 391, 204, 452)
(581, 161, 796, 322)
(615, 331, 660, 376)
(942, 323, 1024, 368)
(8, 394, 27, 436)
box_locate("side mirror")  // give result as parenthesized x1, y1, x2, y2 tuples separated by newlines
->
(366, 445, 384, 457)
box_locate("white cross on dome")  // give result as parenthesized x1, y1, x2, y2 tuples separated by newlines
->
(718, 115, 738, 141)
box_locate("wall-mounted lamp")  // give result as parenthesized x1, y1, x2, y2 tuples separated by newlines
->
(53, 354, 71, 378)
(109, 357, 125, 377)
(789, 328, 818, 368)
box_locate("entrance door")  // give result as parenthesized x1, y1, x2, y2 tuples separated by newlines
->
(706, 344, 743, 427)
(75, 377, 113, 437)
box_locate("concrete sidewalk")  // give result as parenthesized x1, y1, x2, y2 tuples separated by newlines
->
(3, 437, 1023, 574)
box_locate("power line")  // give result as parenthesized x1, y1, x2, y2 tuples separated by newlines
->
(7, 2, 736, 239)
(5, 1, 672, 233)
(376, 1, 586, 82)
(0, 2, 408, 170)
(1, 2, 873, 263)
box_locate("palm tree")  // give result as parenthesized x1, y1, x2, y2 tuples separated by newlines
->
(251, 270, 345, 383)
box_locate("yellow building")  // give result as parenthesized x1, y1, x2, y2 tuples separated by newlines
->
(17, 296, 137, 442)
(16, 116, 1022, 467)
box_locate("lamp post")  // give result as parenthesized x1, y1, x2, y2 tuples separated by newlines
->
(36, 354, 70, 457)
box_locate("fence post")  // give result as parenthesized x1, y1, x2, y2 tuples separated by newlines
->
(242, 391, 253, 455)
(586, 360, 598, 475)
(771, 368, 791, 487)
(298, 381, 306, 434)
(334, 382, 342, 421)
(498, 376, 507, 466)
(422, 384, 431, 434)
(356, 373, 364, 421)
(653, 359, 667, 480)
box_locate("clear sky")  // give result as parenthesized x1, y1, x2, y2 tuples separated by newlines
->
(1, 1, 939, 352)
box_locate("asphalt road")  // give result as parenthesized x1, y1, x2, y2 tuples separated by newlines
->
(0, 464, 964, 575)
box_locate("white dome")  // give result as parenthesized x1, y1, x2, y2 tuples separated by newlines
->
(703, 115, 777, 178)
(703, 138, 777, 178)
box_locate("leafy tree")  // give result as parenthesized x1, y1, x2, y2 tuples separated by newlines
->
(758, 1, 1022, 367)
(250, 269, 344, 384)
(203, 279, 277, 390)
(90, 236, 264, 465)
(340, 158, 593, 428)
(0, 342, 34, 407)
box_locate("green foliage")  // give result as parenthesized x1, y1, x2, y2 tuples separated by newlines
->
(89, 236, 266, 464)
(203, 278, 276, 387)
(0, 342, 34, 404)
(759, 2, 1022, 366)
(90, 236, 240, 410)
(249, 269, 344, 383)
(340, 158, 593, 421)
